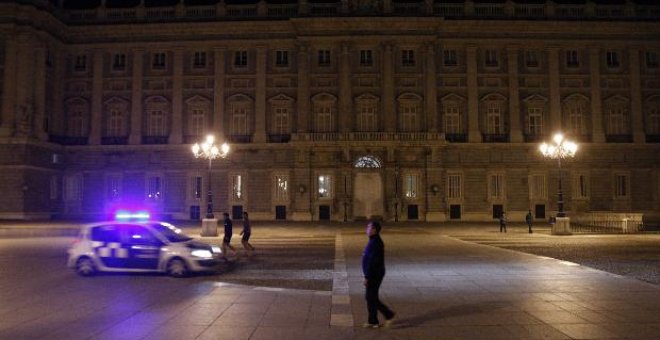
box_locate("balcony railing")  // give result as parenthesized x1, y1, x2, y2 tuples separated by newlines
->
(49, 135, 88, 145)
(482, 134, 510, 143)
(101, 136, 128, 145)
(142, 136, 169, 144)
(445, 133, 467, 143)
(523, 134, 545, 143)
(605, 134, 633, 143)
(291, 132, 445, 142)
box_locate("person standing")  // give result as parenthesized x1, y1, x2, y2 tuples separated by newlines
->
(525, 210, 533, 234)
(499, 212, 507, 233)
(222, 212, 236, 260)
(362, 220, 396, 328)
(239, 211, 255, 257)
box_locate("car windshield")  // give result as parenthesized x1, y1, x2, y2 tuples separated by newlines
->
(149, 222, 193, 243)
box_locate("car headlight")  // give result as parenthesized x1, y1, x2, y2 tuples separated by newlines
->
(190, 249, 213, 258)
(211, 246, 222, 254)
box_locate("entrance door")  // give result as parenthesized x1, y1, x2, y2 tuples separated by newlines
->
(353, 172, 384, 220)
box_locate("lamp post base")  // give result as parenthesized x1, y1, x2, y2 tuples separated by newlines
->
(552, 217, 572, 235)
(201, 218, 218, 237)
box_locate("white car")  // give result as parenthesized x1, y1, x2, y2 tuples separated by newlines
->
(67, 221, 222, 277)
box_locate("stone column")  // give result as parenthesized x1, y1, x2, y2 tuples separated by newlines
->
(129, 49, 144, 145)
(382, 43, 396, 132)
(213, 48, 226, 139)
(171, 48, 183, 144)
(466, 45, 481, 142)
(297, 43, 310, 132)
(0, 38, 17, 137)
(507, 47, 523, 142)
(589, 48, 605, 142)
(339, 42, 352, 132)
(629, 48, 644, 143)
(33, 47, 48, 141)
(254, 45, 267, 143)
(547, 47, 562, 132)
(425, 43, 437, 132)
(14, 33, 34, 137)
(90, 49, 104, 145)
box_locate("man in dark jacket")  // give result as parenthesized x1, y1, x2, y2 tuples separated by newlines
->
(362, 220, 396, 328)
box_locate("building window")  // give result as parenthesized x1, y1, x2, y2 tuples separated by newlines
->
(273, 107, 290, 135)
(275, 50, 289, 67)
(648, 104, 660, 135)
(614, 174, 629, 199)
(566, 100, 588, 136)
(275, 175, 288, 202)
(400, 103, 419, 132)
(443, 49, 457, 66)
(112, 53, 126, 71)
(526, 107, 544, 136)
(486, 103, 502, 134)
(147, 110, 166, 136)
(574, 173, 589, 199)
(404, 174, 419, 199)
(232, 174, 243, 201)
(318, 49, 331, 67)
(606, 51, 620, 68)
(193, 51, 207, 69)
(443, 101, 462, 134)
(401, 49, 415, 67)
(231, 105, 249, 135)
(74, 55, 87, 72)
(50, 176, 58, 200)
(529, 174, 547, 200)
(64, 175, 82, 202)
(147, 176, 161, 200)
(489, 174, 504, 200)
(152, 52, 166, 70)
(484, 49, 498, 67)
(318, 175, 331, 198)
(68, 108, 86, 137)
(645, 51, 659, 69)
(447, 174, 462, 199)
(606, 102, 629, 135)
(359, 49, 373, 67)
(190, 108, 205, 137)
(315, 104, 334, 132)
(354, 156, 382, 168)
(525, 50, 539, 68)
(357, 101, 377, 131)
(107, 175, 121, 202)
(234, 51, 248, 68)
(191, 176, 202, 200)
(107, 109, 124, 137)
(566, 50, 579, 68)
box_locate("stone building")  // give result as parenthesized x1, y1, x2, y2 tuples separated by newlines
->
(0, 0, 659, 223)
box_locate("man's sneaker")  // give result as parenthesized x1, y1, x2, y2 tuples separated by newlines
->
(384, 313, 397, 328)
(362, 323, 380, 329)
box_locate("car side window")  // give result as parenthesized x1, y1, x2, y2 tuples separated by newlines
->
(90, 225, 120, 242)
(122, 225, 162, 246)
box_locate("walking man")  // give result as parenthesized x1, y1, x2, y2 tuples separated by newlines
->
(499, 212, 507, 233)
(362, 220, 396, 328)
(222, 212, 236, 260)
(239, 211, 255, 257)
(525, 209, 533, 234)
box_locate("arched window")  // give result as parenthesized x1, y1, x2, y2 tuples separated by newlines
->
(354, 155, 382, 168)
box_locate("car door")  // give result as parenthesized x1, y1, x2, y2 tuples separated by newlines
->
(90, 224, 128, 268)
(122, 225, 162, 269)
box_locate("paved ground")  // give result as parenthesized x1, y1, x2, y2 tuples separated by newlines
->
(0, 221, 659, 339)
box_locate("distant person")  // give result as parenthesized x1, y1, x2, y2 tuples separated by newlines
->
(525, 210, 533, 234)
(362, 220, 396, 328)
(221, 212, 236, 260)
(499, 212, 507, 233)
(239, 212, 255, 257)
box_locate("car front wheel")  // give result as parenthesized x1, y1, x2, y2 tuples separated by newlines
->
(166, 258, 189, 278)
(75, 257, 96, 277)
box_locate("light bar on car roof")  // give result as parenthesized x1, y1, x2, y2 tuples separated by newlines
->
(115, 210, 150, 221)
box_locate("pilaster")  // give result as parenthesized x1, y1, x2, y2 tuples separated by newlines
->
(629, 48, 645, 143)
(213, 48, 226, 139)
(547, 47, 562, 132)
(90, 49, 104, 145)
(297, 43, 310, 132)
(254, 45, 267, 143)
(171, 48, 183, 144)
(425, 43, 437, 132)
(466, 45, 481, 142)
(0, 38, 17, 137)
(339, 42, 352, 133)
(382, 43, 395, 132)
(129, 49, 144, 145)
(507, 47, 522, 142)
(589, 48, 605, 142)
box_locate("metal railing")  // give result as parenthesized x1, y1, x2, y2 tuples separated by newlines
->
(571, 212, 644, 234)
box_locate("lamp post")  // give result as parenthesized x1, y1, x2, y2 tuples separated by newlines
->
(539, 132, 578, 221)
(192, 135, 229, 220)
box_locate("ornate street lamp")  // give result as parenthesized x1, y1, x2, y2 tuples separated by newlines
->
(192, 134, 230, 219)
(539, 133, 578, 218)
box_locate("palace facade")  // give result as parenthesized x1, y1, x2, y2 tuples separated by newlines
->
(1, 0, 659, 223)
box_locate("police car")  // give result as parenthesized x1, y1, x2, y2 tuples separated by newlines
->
(67, 213, 222, 278)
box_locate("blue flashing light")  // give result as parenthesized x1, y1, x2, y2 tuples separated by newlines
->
(115, 210, 151, 221)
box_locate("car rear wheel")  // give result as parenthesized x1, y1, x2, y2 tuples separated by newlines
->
(75, 257, 96, 277)
(166, 258, 189, 278)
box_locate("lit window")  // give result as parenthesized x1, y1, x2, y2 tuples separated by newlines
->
(191, 176, 202, 200)
(447, 174, 462, 199)
(232, 174, 243, 200)
(404, 174, 418, 198)
(318, 175, 331, 198)
(275, 176, 288, 201)
(489, 174, 504, 200)
(354, 156, 381, 168)
(147, 176, 161, 200)
(107, 175, 121, 202)
(614, 174, 629, 199)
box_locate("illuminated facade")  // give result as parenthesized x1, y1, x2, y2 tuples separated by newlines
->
(0, 0, 659, 222)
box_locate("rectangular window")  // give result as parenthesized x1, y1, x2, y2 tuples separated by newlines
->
(444, 103, 461, 134)
(357, 103, 377, 132)
(527, 107, 544, 136)
(152, 52, 166, 70)
(607, 105, 628, 134)
(275, 175, 288, 202)
(50, 176, 58, 200)
(574, 173, 589, 199)
(401, 49, 415, 67)
(318, 175, 331, 198)
(447, 174, 462, 199)
(234, 51, 248, 68)
(107, 175, 121, 202)
(645, 51, 659, 69)
(191, 176, 202, 200)
(232, 174, 243, 201)
(566, 50, 579, 68)
(112, 53, 126, 71)
(649, 107, 660, 135)
(529, 174, 547, 200)
(108, 109, 124, 137)
(190, 109, 205, 137)
(606, 51, 620, 68)
(525, 50, 539, 68)
(443, 49, 457, 66)
(489, 174, 504, 200)
(147, 176, 161, 200)
(316, 105, 333, 132)
(404, 174, 419, 199)
(74, 55, 87, 72)
(486, 104, 502, 134)
(231, 106, 249, 135)
(148, 110, 166, 136)
(274, 107, 289, 134)
(484, 49, 498, 67)
(193, 51, 207, 69)
(64, 175, 82, 202)
(359, 50, 373, 67)
(614, 174, 629, 199)
(318, 49, 331, 66)
(275, 50, 289, 67)
(401, 104, 419, 132)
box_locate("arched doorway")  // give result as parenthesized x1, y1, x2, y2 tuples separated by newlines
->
(353, 156, 384, 220)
